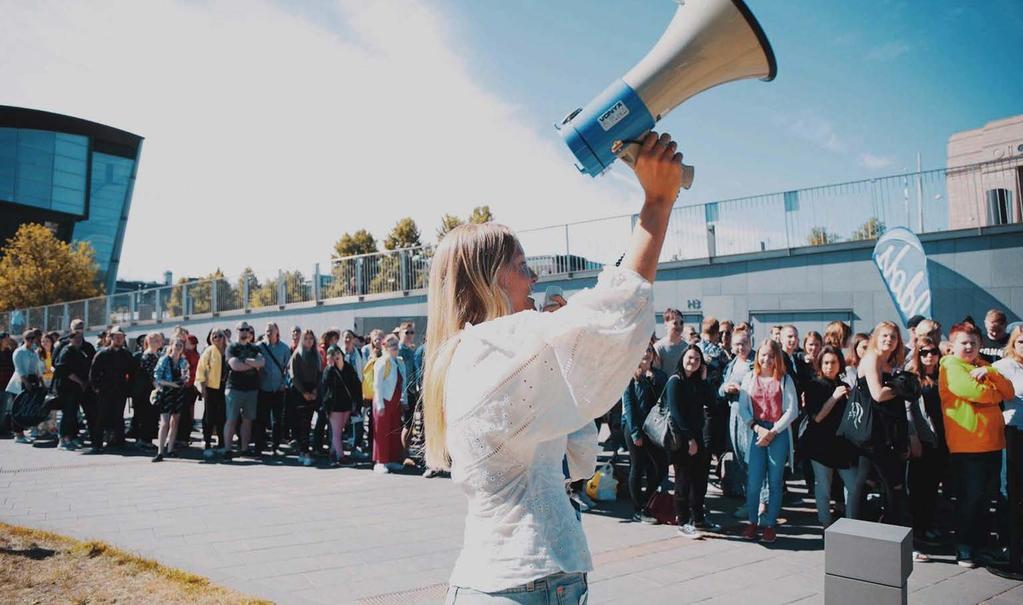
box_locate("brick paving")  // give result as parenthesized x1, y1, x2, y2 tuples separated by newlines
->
(1, 437, 1020, 605)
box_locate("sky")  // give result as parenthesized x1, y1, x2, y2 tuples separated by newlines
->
(2, 0, 1021, 282)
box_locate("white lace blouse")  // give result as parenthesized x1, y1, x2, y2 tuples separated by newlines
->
(444, 267, 654, 592)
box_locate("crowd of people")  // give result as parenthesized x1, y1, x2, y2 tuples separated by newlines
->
(2, 305, 1021, 570)
(616, 308, 1021, 570)
(0, 319, 435, 476)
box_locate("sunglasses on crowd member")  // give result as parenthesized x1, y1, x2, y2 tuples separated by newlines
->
(404, 330, 415, 335)
(239, 327, 253, 333)
(919, 348, 940, 357)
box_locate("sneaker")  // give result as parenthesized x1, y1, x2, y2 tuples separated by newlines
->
(373, 463, 390, 474)
(956, 551, 976, 568)
(912, 551, 931, 563)
(58, 441, 74, 451)
(302, 454, 315, 467)
(631, 512, 657, 524)
(570, 493, 593, 513)
(14, 435, 31, 444)
(86, 446, 103, 455)
(977, 548, 1009, 567)
(694, 520, 722, 533)
(151, 454, 164, 463)
(761, 526, 777, 544)
(742, 524, 759, 541)
(678, 523, 702, 539)
(422, 468, 438, 478)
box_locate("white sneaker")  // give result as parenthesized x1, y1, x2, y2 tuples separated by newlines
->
(373, 463, 390, 474)
(678, 523, 703, 539)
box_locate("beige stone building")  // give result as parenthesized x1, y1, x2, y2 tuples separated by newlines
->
(946, 114, 1023, 229)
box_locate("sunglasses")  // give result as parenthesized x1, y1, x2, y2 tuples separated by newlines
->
(239, 328, 253, 333)
(920, 348, 940, 356)
(404, 330, 415, 335)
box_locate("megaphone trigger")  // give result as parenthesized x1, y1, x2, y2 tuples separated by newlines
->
(615, 138, 695, 190)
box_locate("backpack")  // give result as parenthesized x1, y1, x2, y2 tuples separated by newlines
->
(836, 383, 874, 447)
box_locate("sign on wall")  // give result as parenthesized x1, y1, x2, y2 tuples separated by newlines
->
(872, 227, 932, 326)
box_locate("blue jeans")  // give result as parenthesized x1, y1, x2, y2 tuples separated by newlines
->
(445, 573, 588, 604)
(746, 422, 789, 528)
(810, 459, 861, 525)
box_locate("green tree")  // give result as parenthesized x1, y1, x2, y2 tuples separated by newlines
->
(249, 270, 309, 308)
(333, 229, 378, 259)
(468, 205, 494, 224)
(850, 217, 886, 241)
(0, 223, 103, 310)
(807, 227, 840, 246)
(384, 217, 422, 251)
(436, 214, 464, 242)
(165, 268, 237, 317)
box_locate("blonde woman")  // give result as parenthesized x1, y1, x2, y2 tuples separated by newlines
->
(372, 334, 407, 473)
(153, 337, 190, 462)
(425, 132, 683, 603)
(852, 321, 909, 525)
(196, 329, 228, 454)
(737, 340, 798, 543)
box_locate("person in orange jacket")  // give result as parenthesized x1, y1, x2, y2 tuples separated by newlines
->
(939, 321, 1015, 568)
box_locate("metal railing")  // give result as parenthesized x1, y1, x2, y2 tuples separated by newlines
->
(2, 157, 1019, 334)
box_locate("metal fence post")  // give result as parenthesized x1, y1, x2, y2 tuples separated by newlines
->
(155, 290, 162, 323)
(243, 272, 250, 311)
(211, 280, 218, 315)
(399, 251, 409, 292)
(278, 270, 285, 307)
(84, 299, 90, 330)
(313, 263, 321, 303)
(182, 284, 189, 318)
(129, 293, 136, 325)
(62, 303, 70, 331)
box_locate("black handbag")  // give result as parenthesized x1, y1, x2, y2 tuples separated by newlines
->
(836, 383, 874, 447)
(642, 376, 683, 452)
(11, 386, 51, 429)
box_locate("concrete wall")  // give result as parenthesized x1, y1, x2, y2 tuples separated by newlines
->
(108, 225, 1023, 345)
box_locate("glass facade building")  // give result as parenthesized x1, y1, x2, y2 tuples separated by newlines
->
(0, 106, 143, 292)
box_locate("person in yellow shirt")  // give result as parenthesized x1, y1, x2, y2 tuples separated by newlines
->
(195, 329, 228, 455)
(939, 321, 1014, 568)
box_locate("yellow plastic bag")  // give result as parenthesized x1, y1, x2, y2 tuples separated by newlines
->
(585, 462, 619, 502)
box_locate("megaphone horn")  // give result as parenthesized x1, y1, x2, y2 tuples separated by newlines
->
(559, 0, 777, 188)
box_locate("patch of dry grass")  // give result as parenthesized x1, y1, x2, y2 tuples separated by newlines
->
(0, 523, 273, 604)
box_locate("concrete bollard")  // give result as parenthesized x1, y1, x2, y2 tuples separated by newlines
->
(824, 518, 913, 605)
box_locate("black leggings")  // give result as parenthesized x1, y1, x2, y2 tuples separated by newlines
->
(673, 447, 710, 525)
(288, 389, 315, 453)
(202, 387, 226, 448)
(625, 437, 667, 513)
(908, 442, 945, 539)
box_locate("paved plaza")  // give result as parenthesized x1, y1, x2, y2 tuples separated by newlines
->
(1, 437, 1021, 605)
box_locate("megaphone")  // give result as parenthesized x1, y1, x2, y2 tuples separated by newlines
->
(558, 0, 776, 188)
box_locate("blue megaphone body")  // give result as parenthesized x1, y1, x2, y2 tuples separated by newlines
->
(559, 0, 776, 188)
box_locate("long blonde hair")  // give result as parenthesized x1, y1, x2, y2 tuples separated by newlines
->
(423, 223, 520, 469)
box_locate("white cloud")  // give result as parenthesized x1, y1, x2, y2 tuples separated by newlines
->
(859, 153, 896, 170)
(0, 0, 640, 280)
(788, 117, 847, 153)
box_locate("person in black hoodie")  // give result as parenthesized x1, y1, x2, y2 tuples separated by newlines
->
(321, 344, 363, 466)
(800, 345, 862, 527)
(667, 344, 719, 538)
(621, 345, 668, 523)
(89, 326, 136, 449)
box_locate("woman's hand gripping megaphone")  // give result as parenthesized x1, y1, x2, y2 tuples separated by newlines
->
(630, 132, 688, 208)
(618, 131, 694, 192)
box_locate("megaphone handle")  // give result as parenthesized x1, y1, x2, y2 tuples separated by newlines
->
(618, 141, 694, 190)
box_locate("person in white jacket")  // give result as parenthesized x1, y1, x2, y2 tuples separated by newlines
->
(372, 333, 407, 473)
(421, 132, 684, 604)
(737, 339, 798, 544)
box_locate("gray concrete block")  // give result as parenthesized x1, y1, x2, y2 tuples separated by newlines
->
(825, 574, 906, 605)
(825, 518, 912, 587)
